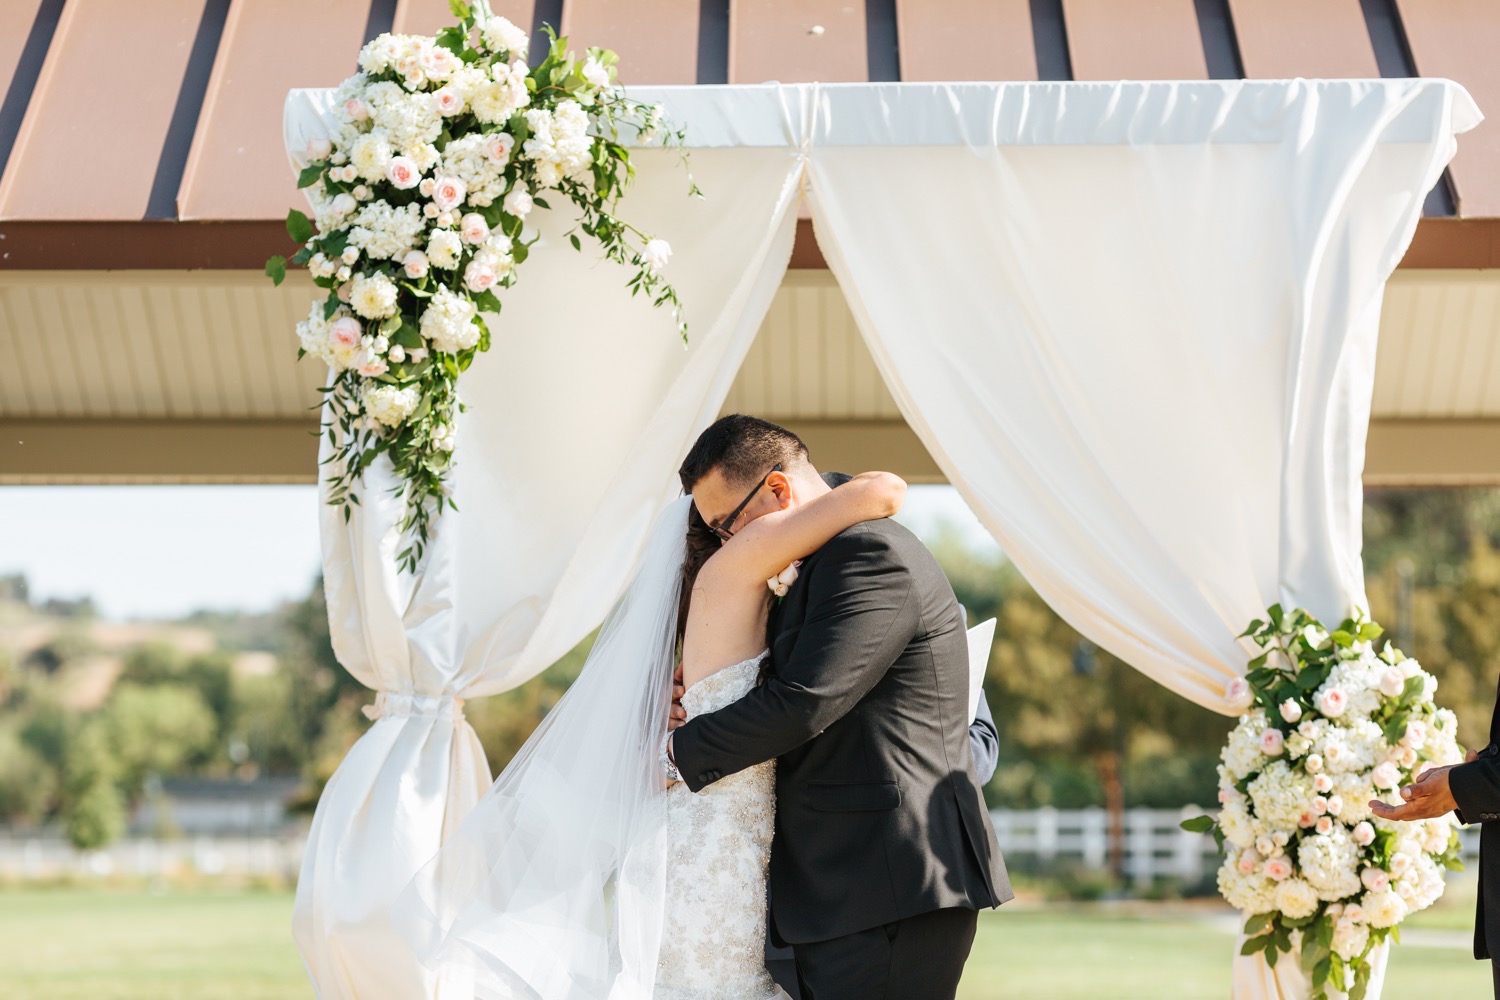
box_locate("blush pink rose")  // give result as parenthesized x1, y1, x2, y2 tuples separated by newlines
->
(1380, 667, 1406, 698)
(1352, 821, 1376, 846)
(1298, 810, 1317, 829)
(1224, 677, 1254, 714)
(464, 258, 498, 293)
(357, 354, 388, 377)
(1263, 856, 1293, 881)
(1361, 867, 1390, 892)
(1315, 816, 1334, 835)
(1259, 729, 1285, 756)
(460, 213, 490, 245)
(307, 136, 333, 160)
(1237, 849, 1262, 875)
(1315, 686, 1348, 718)
(329, 317, 361, 347)
(431, 175, 467, 212)
(1311, 795, 1329, 815)
(431, 86, 464, 117)
(402, 250, 429, 280)
(386, 156, 421, 190)
(1313, 773, 1333, 793)
(1372, 761, 1402, 791)
(344, 98, 369, 122)
(484, 133, 515, 164)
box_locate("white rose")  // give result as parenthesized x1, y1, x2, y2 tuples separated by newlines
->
(1351, 821, 1375, 846)
(427, 229, 463, 269)
(582, 57, 610, 89)
(1402, 720, 1428, 749)
(640, 238, 672, 274)
(350, 131, 393, 181)
(1331, 919, 1369, 962)
(1305, 753, 1324, 773)
(307, 136, 333, 160)
(1279, 699, 1303, 724)
(503, 183, 533, 218)
(1379, 666, 1406, 698)
(332, 192, 358, 217)
(1360, 867, 1390, 893)
(1273, 878, 1319, 919)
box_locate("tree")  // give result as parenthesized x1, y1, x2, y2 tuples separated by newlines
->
(101, 683, 217, 795)
(61, 722, 125, 850)
(0, 721, 56, 825)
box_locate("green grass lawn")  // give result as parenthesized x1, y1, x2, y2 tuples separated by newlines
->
(0, 887, 1490, 998)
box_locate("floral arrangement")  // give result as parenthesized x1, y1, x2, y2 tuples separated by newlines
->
(1185, 605, 1464, 1000)
(266, 0, 698, 573)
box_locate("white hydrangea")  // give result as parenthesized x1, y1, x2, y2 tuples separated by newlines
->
(350, 131, 393, 182)
(1247, 762, 1315, 831)
(441, 133, 508, 207)
(1224, 714, 1269, 778)
(350, 272, 399, 319)
(420, 287, 480, 353)
(1218, 849, 1278, 914)
(348, 201, 426, 261)
(523, 99, 594, 188)
(480, 15, 529, 57)
(361, 383, 421, 428)
(1297, 827, 1362, 901)
(468, 60, 530, 125)
(369, 86, 443, 159)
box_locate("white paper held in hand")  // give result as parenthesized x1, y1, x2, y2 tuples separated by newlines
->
(966, 619, 996, 723)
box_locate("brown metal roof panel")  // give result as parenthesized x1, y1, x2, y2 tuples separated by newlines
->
(562, 0, 700, 85)
(177, 0, 375, 222)
(1229, 0, 1379, 79)
(0, 2, 47, 98)
(394, 0, 535, 37)
(731, 0, 868, 84)
(1396, 0, 1500, 218)
(0, 0, 210, 220)
(896, 0, 1038, 82)
(1062, 0, 1208, 81)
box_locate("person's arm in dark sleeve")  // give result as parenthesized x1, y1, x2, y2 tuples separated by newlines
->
(969, 690, 999, 786)
(672, 528, 916, 792)
(1450, 745, 1500, 825)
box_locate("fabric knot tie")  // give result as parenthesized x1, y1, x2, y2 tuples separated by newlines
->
(361, 691, 465, 722)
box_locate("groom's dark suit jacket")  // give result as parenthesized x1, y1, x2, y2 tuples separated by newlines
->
(672, 513, 1013, 945)
(1449, 671, 1500, 960)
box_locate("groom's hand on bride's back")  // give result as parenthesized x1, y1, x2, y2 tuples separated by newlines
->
(669, 662, 688, 730)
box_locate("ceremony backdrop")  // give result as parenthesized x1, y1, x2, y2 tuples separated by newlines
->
(285, 78, 1478, 998)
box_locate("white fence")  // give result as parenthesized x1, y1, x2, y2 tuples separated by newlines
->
(988, 807, 1481, 887)
(0, 834, 306, 881)
(0, 810, 1483, 885)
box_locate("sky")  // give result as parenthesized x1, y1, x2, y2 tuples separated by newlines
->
(0, 484, 999, 623)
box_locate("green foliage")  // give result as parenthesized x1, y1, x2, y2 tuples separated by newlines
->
(0, 722, 56, 824)
(61, 723, 124, 851)
(101, 683, 217, 792)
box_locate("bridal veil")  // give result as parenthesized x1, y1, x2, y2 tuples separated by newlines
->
(395, 497, 689, 999)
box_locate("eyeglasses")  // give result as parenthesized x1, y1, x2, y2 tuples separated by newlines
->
(708, 463, 783, 542)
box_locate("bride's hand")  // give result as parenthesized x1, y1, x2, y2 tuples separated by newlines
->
(669, 662, 687, 730)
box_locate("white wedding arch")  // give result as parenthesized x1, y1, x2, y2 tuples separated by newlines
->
(284, 76, 1479, 999)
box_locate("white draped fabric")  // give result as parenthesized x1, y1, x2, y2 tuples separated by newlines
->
(283, 88, 803, 999)
(800, 79, 1478, 713)
(283, 78, 1478, 999)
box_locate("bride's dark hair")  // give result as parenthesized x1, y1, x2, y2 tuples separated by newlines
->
(677, 503, 719, 647)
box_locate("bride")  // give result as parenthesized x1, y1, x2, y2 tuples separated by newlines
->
(395, 471, 907, 998)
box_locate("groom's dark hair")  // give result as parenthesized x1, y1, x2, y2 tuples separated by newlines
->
(679, 415, 811, 494)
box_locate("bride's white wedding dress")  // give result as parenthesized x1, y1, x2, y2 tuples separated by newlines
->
(656, 651, 789, 1000)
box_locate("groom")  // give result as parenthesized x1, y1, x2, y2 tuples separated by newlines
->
(666, 415, 1012, 1000)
